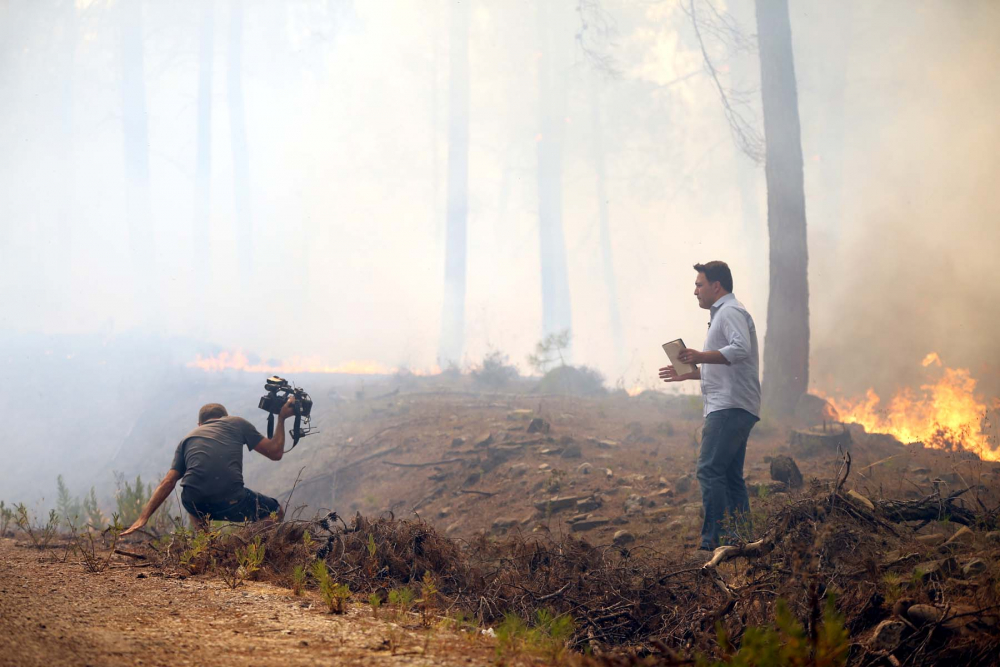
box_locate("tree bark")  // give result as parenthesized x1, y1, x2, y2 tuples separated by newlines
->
(756, 0, 809, 418)
(228, 0, 253, 286)
(536, 1, 573, 346)
(119, 0, 157, 319)
(193, 0, 215, 328)
(438, 0, 469, 366)
(589, 73, 624, 369)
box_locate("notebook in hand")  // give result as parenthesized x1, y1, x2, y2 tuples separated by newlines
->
(661, 339, 697, 376)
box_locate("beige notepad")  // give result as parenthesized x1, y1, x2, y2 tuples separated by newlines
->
(662, 339, 697, 376)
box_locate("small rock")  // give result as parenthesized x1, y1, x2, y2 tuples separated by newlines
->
(475, 432, 494, 448)
(576, 462, 593, 475)
(906, 604, 944, 626)
(612, 530, 635, 546)
(769, 455, 804, 488)
(675, 473, 693, 494)
(868, 619, 906, 654)
(569, 517, 609, 532)
(508, 463, 529, 477)
(576, 496, 602, 512)
(534, 496, 583, 512)
(962, 558, 988, 577)
(450, 437, 466, 448)
(492, 517, 518, 531)
(657, 476, 670, 487)
(942, 526, 975, 548)
(538, 463, 550, 471)
(527, 418, 550, 434)
(438, 507, 451, 518)
(914, 557, 958, 581)
(604, 468, 614, 479)
(682, 502, 703, 517)
(846, 489, 874, 511)
(595, 439, 619, 449)
(561, 443, 583, 458)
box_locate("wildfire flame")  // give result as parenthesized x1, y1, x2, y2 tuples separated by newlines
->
(820, 353, 999, 462)
(186, 350, 440, 376)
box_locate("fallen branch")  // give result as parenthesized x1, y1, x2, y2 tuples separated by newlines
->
(382, 458, 466, 468)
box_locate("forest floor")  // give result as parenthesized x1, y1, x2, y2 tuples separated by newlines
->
(3, 383, 999, 666)
(0, 537, 495, 667)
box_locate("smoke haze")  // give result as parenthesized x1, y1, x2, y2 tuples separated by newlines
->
(1, 0, 998, 503)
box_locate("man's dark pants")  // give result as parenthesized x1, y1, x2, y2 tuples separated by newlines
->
(696, 408, 759, 549)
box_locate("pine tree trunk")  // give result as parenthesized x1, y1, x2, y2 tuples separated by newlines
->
(119, 0, 157, 317)
(589, 73, 624, 369)
(438, 0, 469, 365)
(756, 0, 809, 418)
(536, 1, 573, 345)
(228, 0, 253, 285)
(194, 0, 215, 328)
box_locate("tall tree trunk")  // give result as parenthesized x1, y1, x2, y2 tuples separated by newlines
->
(589, 73, 624, 369)
(194, 0, 215, 328)
(228, 0, 253, 286)
(756, 0, 809, 418)
(437, 0, 469, 365)
(56, 0, 77, 307)
(536, 1, 573, 345)
(119, 0, 157, 318)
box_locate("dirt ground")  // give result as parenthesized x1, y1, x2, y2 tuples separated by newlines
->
(0, 538, 493, 667)
(4, 386, 998, 666)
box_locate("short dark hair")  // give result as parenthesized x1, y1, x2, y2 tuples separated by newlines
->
(198, 403, 228, 424)
(693, 261, 733, 293)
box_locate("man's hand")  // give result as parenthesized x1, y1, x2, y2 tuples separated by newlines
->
(279, 395, 296, 420)
(659, 365, 700, 382)
(120, 517, 147, 537)
(677, 347, 706, 365)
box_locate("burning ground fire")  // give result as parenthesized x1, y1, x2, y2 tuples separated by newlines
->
(186, 350, 439, 376)
(819, 353, 1000, 462)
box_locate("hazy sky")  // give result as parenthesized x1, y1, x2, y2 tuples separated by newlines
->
(2, 0, 998, 400)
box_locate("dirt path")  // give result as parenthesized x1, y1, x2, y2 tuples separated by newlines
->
(0, 539, 493, 667)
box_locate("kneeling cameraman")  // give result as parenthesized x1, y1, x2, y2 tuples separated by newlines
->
(122, 398, 295, 535)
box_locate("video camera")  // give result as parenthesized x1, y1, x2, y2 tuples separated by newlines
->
(258, 376, 315, 450)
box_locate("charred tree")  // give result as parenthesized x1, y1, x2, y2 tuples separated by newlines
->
(194, 0, 215, 326)
(438, 0, 469, 366)
(588, 73, 624, 368)
(228, 0, 253, 285)
(756, 0, 809, 418)
(119, 0, 157, 316)
(536, 1, 573, 345)
(56, 0, 77, 303)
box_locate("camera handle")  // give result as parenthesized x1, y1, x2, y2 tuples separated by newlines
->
(266, 402, 304, 451)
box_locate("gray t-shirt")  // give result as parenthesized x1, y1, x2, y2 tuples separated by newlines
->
(170, 416, 265, 505)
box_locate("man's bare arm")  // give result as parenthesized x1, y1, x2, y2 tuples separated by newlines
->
(121, 469, 181, 536)
(253, 396, 295, 461)
(253, 415, 287, 461)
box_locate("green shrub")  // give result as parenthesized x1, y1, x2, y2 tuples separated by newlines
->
(701, 596, 849, 667)
(13, 503, 59, 549)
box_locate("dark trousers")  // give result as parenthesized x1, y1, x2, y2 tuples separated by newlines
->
(696, 408, 759, 549)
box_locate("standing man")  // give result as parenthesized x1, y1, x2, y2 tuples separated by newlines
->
(659, 261, 760, 553)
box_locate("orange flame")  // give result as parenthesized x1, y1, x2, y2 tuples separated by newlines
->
(819, 354, 999, 462)
(186, 350, 440, 376)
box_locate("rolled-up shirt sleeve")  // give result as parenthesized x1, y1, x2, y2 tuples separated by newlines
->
(717, 310, 752, 364)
